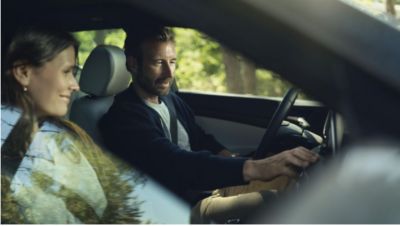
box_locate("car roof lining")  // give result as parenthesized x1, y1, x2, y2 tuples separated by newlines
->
(3, 0, 188, 31)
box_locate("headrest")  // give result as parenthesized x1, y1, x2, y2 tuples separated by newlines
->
(79, 45, 131, 97)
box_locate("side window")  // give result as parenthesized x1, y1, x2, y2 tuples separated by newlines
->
(174, 28, 310, 99)
(73, 28, 309, 100)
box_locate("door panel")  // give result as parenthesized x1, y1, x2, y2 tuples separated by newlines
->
(132, 176, 190, 223)
(178, 91, 329, 134)
(179, 91, 329, 154)
(195, 116, 265, 155)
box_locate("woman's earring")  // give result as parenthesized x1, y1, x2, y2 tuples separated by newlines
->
(23, 87, 28, 92)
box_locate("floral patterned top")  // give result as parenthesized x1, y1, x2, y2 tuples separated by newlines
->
(1, 105, 141, 223)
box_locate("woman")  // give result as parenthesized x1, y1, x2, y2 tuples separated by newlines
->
(1, 28, 141, 223)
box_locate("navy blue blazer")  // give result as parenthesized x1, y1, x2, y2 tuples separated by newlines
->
(99, 85, 246, 201)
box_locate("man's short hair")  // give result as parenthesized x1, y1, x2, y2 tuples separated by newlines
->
(124, 26, 175, 58)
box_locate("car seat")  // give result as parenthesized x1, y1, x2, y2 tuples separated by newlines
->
(69, 45, 131, 145)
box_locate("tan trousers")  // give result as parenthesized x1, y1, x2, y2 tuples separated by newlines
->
(190, 177, 292, 224)
(190, 189, 277, 223)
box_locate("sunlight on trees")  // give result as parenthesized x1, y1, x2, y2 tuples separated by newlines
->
(173, 28, 227, 93)
(173, 28, 293, 98)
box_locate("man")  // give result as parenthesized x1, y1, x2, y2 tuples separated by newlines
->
(99, 26, 318, 222)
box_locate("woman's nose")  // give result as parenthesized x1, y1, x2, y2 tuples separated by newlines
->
(70, 76, 80, 92)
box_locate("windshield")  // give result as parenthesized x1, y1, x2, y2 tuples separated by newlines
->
(340, 0, 400, 29)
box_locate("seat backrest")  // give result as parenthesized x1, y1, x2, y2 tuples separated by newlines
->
(69, 45, 131, 145)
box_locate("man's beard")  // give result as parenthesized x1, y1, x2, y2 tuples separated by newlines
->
(136, 73, 172, 96)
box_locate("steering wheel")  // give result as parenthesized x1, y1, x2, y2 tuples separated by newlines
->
(253, 88, 299, 160)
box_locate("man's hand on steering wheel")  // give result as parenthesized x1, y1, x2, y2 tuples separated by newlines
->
(243, 146, 319, 182)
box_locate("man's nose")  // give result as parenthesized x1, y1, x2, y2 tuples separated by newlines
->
(163, 63, 174, 78)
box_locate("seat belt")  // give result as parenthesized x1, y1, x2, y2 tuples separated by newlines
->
(163, 96, 178, 145)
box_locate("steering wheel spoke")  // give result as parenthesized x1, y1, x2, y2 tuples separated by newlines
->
(253, 88, 299, 159)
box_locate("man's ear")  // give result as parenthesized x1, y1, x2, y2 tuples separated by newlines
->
(12, 63, 32, 87)
(126, 56, 138, 74)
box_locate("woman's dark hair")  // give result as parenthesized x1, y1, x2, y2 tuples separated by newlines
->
(3, 27, 79, 106)
(1, 27, 80, 160)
